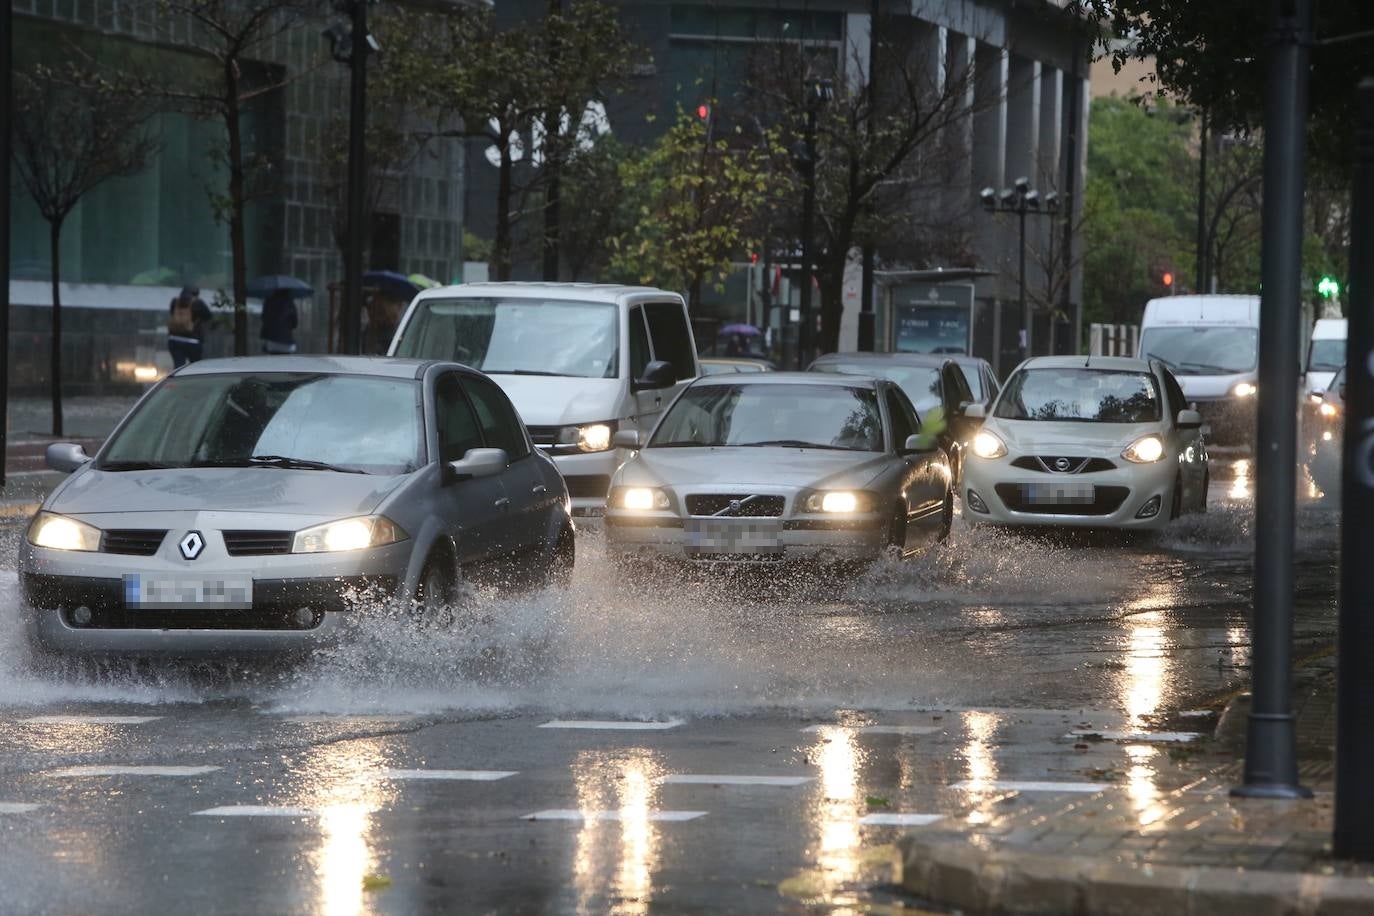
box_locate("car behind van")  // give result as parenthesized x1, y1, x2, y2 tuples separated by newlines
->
(388, 282, 699, 515)
(1138, 295, 1259, 444)
(1305, 317, 1346, 400)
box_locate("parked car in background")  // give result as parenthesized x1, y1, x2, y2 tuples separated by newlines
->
(962, 356, 1208, 530)
(807, 352, 986, 484)
(389, 283, 699, 516)
(1307, 365, 1345, 497)
(605, 373, 953, 569)
(699, 357, 775, 376)
(21, 357, 573, 657)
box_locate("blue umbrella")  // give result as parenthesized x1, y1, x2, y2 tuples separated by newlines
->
(363, 270, 420, 299)
(247, 275, 314, 299)
(719, 323, 761, 337)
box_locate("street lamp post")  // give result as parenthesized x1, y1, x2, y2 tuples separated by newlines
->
(980, 179, 1059, 364)
(796, 78, 833, 369)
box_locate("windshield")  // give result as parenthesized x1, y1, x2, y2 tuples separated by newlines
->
(1139, 326, 1258, 374)
(995, 369, 1162, 423)
(1308, 338, 1344, 372)
(812, 363, 942, 415)
(99, 373, 421, 474)
(393, 297, 618, 379)
(651, 383, 884, 451)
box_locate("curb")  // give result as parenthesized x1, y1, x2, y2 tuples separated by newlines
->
(898, 833, 1374, 915)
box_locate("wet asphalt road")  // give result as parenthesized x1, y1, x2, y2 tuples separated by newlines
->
(0, 457, 1342, 914)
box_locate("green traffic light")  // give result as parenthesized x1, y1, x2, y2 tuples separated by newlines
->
(1317, 275, 1340, 299)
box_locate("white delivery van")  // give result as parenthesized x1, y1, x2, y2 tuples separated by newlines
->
(388, 282, 699, 515)
(1304, 318, 1347, 399)
(1137, 295, 1260, 444)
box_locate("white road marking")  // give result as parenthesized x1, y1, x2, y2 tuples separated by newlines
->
(381, 769, 516, 781)
(1177, 710, 1215, 719)
(0, 803, 41, 814)
(522, 809, 707, 822)
(859, 813, 945, 826)
(195, 806, 317, 818)
(538, 719, 684, 731)
(22, 715, 161, 725)
(280, 715, 419, 726)
(660, 775, 812, 787)
(951, 780, 1112, 793)
(801, 725, 942, 735)
(49, 765, 221, 778)
(1067, 730, 1200, 743)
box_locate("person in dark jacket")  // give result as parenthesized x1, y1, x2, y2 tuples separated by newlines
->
(167, 286, 213, 367)
(260, 289, 298, 354)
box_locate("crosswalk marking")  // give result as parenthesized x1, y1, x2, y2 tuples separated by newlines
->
(522, 809, 707, 822)
(1066, 730, 1200, 743)
(801, 725, 942, 735)
(951, 780, 1111, 793)
(660, 775, 812, 787)
(22, 715, 161, 725)
(381, 769, 516, 781)
(49, 765, 221, 777)
(859, 813, 944, 826)
(195, 806, 317, 818)
(0, 803, 41, 814)
(539, 719, 684, 731)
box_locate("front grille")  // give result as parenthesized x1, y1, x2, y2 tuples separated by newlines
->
(101, 530, 167, 556)
(222, 530, 293, 557)
(564, 475, 611, 499)
(685, 494, 786, 517)
(527, 425, 562, 447)
(994, 484, 1129, 516)
(1010, 457, 1116, 474)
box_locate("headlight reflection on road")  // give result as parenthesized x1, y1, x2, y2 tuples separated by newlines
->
(571, 750, 665, 915)
(959, 711, 1002, 825)
(809, 726, 865, 894)
(1229, 458, 1252, 501)
(1124, 744, 1166, 828)
(1117, 589, 1176, 828)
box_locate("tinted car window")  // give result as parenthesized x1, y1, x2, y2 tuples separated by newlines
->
(885, 388, 916, 449)
(995, 369, 1162, 423)
(463, 376, 530, 460)
(651, 384, 883, 451)
(644, 301, 696, 381)
(944, 364, 974, 407)
(1159, 367, 1190, 417)
(435, 373, 484, 464)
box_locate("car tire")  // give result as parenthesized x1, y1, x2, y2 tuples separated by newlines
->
(1199, 471, 1210, 513)
(1170, 473, 1184, 520)
(888, 504, 908, 553)
(547, 523, 575, 588)
(938, 489, 954, 542)
(414, 551, 457, 627)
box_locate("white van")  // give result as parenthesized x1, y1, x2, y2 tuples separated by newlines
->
(388, 282, 699, 515)
(1305, 318, 1347, 399)
(1138, 295, 1259, 443)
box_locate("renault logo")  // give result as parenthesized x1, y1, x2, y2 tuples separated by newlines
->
(179, 531, 205, 560)
(1054, 457, 1072, 472)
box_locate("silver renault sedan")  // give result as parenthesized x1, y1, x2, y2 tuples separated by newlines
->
(20, 356, 574, 656)
(604, 373, 953, 567)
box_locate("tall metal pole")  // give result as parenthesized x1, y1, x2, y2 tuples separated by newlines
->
(1018, 206, 1029, 359)
(341, 0, 369, 356)
(1232, 0, 1313, 801)
(1196, 110, 1209, 294)
(1062, 45, 1082, 355)
(798, 105, 817, 369)
(1334, 77, 1374, 861)
(0, 0, 11, 487)
(857, 0, 879, 352)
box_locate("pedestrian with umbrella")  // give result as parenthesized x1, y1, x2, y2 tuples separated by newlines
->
(247, 275, 313, 355)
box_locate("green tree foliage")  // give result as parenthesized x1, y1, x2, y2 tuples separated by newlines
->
(607, 108, 788, 306)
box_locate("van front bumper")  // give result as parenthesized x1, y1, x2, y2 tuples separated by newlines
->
(544, 448, 629, 516)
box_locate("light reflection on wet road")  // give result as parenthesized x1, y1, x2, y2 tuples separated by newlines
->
(0, 458, 1341, 912)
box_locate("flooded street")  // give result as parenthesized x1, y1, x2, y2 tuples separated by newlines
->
(0, 458, 1341, 913)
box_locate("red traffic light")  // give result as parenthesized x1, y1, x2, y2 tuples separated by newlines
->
(1162, 271, 1174, 287)
(696, 104, 710, 120)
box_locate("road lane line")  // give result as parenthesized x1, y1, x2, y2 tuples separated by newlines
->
(660, 775, 812, 787)
(801, 725, 942, 735)
(381, 769, 517, 781)
(0, 803, 41, 814)
(22, 715, 162, 725)
(951, 780, 1112, 793)
(522, 809, 707, 822)
(859, 813, 945, 826)
(49, 766, 221, 777)
(1067, 730, 1200, 743)
(195, 806, 317, 817)
(538, 719, 684, 730)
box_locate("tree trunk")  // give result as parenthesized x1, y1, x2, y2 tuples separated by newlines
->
(49, 219, 64, 438)
(226, 62, 248, 356)
(819, 263, 845, 355)
(494, 142, 514, 281)
(688, 272, 703, 315)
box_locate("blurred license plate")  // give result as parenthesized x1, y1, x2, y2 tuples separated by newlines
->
(1021, 482, 1095, 504)
(123, 575, 253, 609)
(685, 519, 783, 555)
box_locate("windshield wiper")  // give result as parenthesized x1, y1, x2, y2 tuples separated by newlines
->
(740, 439, 852, 450)
(193, 455, 366, 474)
(98, 460, 175, 471)
(486, 369, 570, 377)
(1178, 361, 1238, 373)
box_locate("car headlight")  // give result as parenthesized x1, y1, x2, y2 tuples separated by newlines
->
(1122, 435, 1166, 464)
(972, 430, 1008, 459)
(802, 490, 874, 513)
(27, 512, 101, 551)
(292, 515, 407, 554)
(1232, 381, 1257, 398)
(612, 486, 670, 510)
(557, 423, 615, 453)
(1319, 402, 1339, 419)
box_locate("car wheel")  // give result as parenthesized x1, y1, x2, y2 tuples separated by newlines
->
(1199, 471, 1210, 513)
(888, 504, 908, 553)
(1170, 473, 1184, 520)
(414, 552, 457, 627)
(547, 523, 575, 588)
(938, 489, 954, 542)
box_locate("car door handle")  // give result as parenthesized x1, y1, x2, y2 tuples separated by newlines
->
(495, 497, 511, 510)
(532, 484, 548, 496)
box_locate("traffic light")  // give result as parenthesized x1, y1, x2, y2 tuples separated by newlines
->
(1162, 271, 1174, 289)
(695, 103, 710, 121)
(1318, 275, 1340, 299)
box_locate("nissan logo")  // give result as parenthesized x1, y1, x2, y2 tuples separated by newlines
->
(1054, 457, 1072, 472)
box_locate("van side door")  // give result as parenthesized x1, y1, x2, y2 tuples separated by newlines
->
(633, 300, 698, 434)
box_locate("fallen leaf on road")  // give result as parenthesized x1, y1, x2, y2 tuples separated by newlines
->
(362, 875, 392, 891)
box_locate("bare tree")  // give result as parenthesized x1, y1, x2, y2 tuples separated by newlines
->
(12, 65, 157, 436)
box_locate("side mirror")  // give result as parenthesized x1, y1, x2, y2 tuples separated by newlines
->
(47, 443, 91, 473)
(962, 403, 986, 420)
(633, 360, 676, 391)
(903, 434, 939, 455)
(1177, 409, 1203, 430)
(446, 447, 508, 481)
(611, 429, 641, 450)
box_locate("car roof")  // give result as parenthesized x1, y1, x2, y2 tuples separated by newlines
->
(811, 351, 951, 368)
(413, 281, 684, 306)
(691, 371, 879, 388)
(1020, 355, 1153, 372)
(172, 355, 441, 380)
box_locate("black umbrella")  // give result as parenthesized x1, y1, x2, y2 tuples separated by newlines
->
(246, 275, 314, 299)
(362, 270, 421, 299)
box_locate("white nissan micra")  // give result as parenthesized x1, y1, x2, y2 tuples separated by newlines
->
(961, 356, 1209, 529)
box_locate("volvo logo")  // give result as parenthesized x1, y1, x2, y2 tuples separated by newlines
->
(1054, 457, 1072, 472)
(728, 499, 744, 513)
(179, 531, 205, 560)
